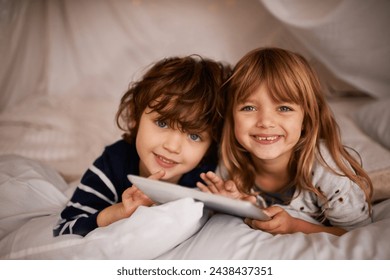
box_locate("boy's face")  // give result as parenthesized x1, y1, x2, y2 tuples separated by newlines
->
(136, 108, 212, 184)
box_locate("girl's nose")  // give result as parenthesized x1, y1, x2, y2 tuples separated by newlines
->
(163, 131, 182, 153)
(256, 110, 276, 128)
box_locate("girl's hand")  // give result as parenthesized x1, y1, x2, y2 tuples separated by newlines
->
(244, 206, 347, 236)
(197, 171, 256, 204)
(244, 206, 297, 234)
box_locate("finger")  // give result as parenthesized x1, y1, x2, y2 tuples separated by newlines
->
(243, 195, 257, 204)
(200, 172, 215, 186)
(148, 170, 165, 180)
(224, 180, 238, 192)
(122, 186, 150, 205)
(122, 186, 138, 199)
(245, 217, 276, 232)
(199, 173, 219, 193)
(244, 218, 252, 227)
(205, 171, 225, 191)
(263, 206, 284, 218)
(196, 181, 212, 193)
(133, 189, 154, 204)
(244, 218, 259, 230)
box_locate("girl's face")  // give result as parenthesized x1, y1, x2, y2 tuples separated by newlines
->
(233, 84, 304, 168)
(136, 108, 212, 184)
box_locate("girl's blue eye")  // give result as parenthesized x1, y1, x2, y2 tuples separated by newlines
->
(279, 106, 292, 112)
(241, 105, 256, 111)
(188, 134, 201, 142)
(156, 120, 168, 128)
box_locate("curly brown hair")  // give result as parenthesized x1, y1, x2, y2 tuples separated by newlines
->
(116, 55, 231, 164)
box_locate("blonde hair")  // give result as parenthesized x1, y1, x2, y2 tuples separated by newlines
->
(222, 47, 372, 204)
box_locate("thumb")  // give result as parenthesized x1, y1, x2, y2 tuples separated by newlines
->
(148, 169, 165, 180)
(263, 205, 283, 218)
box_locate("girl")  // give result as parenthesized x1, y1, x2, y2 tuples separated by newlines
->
(54, 55, 230, 237)
(198, 47, 372, 236)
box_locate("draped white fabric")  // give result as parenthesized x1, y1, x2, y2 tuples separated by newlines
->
(1, 0, 389, 111)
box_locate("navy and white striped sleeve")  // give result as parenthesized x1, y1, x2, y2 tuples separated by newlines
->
(53, 149, 122, 237)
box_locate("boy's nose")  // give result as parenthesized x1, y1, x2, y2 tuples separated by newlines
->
(163, 132, 182, 153)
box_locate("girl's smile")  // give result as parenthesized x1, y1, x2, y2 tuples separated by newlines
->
(252, 134, 282, 144)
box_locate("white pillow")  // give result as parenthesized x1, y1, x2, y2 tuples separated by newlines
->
(158, 200, 390, 260)
(0, 198, 207, 259)
(0, 155, 69, 239)
(0, 154, 208, 259)
(353, 99, 390, 150)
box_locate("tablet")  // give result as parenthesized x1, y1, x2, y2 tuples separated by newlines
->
(128, 175, 270, 221)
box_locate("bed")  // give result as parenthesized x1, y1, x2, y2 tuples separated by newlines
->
(1, 0, 389, 260)
(0, 94, 389, 260)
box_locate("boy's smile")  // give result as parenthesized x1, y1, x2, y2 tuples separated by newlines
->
(153, 152, 179, 169)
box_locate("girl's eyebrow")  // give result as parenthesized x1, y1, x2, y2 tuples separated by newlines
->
(238, 96, 256, 104)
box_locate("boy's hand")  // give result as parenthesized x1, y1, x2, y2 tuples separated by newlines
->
(97, 170, 166, 227)
(122, 169, 166, 215)
(197, 171, 256, 204)
(121, 186, 153, 216)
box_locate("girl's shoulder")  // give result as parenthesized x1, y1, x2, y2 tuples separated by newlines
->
(311, 142, 353, 193)
(313, 141, 352, 179)
(315, 141, 338, 169)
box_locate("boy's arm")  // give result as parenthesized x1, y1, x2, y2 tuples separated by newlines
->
(54, 148, 124, 237)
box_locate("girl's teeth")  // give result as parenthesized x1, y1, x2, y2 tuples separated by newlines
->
(257, 136, 277, 141)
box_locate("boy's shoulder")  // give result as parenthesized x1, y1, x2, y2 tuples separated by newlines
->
(104, 139, 133, 153)
(94, 139, 139, 180)
(100, 139, 138, 164)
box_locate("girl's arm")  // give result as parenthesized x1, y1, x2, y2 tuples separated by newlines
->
(245, 206, 347, 236)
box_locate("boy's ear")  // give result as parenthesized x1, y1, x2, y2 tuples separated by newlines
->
(129, 120, 137, 129)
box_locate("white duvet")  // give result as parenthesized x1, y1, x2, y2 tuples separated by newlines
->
(0, 155, 389, 260)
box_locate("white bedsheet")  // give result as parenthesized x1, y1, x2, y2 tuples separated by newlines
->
(0, 155, 389, 260)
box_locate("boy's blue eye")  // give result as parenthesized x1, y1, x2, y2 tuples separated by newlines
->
(156, 120, 168, 128)
(188, 134, 201, 142)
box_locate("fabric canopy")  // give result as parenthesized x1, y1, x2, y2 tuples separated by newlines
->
(1, 0, 389, 112)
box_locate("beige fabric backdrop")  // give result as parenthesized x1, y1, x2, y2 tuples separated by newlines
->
(1, 0, 389, 111)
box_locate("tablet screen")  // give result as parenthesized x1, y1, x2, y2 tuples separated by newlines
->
(128, 175, 270, 221)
